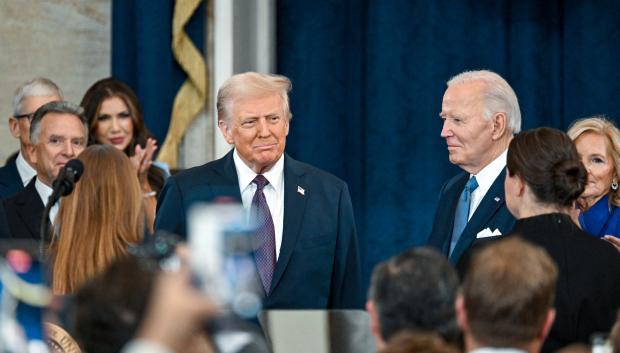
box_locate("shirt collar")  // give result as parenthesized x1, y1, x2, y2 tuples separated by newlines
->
(471, 149, 507, 193)
(469, 347, 528, 353)
(233, 149, 285, 193)
(34, 177, 53, 207)
(16, 151, 37, 186)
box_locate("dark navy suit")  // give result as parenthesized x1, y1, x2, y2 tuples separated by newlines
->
(155, 150, 363, 309)
(2, 178, 45, 239)
(426, 169, 516, 271)
(0, 153, 24, 200)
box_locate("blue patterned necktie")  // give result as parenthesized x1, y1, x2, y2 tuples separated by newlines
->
(251, 175, 276, 294)
(449, 176, 479, 256)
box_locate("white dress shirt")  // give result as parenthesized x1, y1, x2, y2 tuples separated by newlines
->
(34, 177, 58, 224)
(233, 149, 285, 260)
(469, 347, 527, 353)
(15, 151, 36, 186)
(468, 149, 507, 220)
(121, 340, 173, 353)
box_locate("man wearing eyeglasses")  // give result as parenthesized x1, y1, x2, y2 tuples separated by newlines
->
(2, 101, 87, 241)
(0, 78, 62, 199)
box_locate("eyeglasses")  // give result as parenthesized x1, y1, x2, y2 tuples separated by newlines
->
(14, 112, 35, 121)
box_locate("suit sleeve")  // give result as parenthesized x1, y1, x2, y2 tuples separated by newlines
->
(426, 179, 451, 252)
(0, 201, 11, 238)
(154, 177, 188, 239)
(329, 184, 363, 309)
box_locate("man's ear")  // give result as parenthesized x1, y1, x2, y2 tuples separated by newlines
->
(366, 300, 381, 338)
(491, 112, 508, 140)
(218, 120, 235, 145)
(455, 294, 469, 331)
(28, 143, 37, 165)
(539, 308, 556, 341)
(8, 117, 21, 138)
(516, 174, 527, 197)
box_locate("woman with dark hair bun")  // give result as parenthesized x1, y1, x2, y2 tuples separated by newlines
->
(503, 127, 620, 352)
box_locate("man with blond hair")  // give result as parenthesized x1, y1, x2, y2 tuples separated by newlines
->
(155, 72, 362, 309)
(457, 237, 558, 353)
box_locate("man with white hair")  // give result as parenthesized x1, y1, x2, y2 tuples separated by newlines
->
(0, 78, 62, 199)
(427, 70, 519, 269)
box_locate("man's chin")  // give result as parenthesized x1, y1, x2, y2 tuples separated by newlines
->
(254, 154, 282, 172)
(447, 154, 462, 165)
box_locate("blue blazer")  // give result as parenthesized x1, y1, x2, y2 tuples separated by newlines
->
(154, 150, 363, 309)
(0, 153, 24, 200)
(426, 170, 516, 268)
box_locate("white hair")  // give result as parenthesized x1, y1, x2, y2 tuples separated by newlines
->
(448, 70, 521, 134)
(13, 77, 63, 116)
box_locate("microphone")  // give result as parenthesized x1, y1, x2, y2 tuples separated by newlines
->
(40, 159, 84, 257)
(49, 159, 84, 205)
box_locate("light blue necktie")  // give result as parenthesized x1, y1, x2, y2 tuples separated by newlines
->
(449, 176, 479, 256)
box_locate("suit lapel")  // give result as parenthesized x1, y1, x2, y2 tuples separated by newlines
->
(214, 149, 243, 200)
(270, 155, 308, 292)
(15, 180, 45, 239)
(449, 169, 506, 263)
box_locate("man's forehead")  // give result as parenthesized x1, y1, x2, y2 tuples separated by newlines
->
(233, 94, 284, 116)
(21, 95, 61, 112)
(442, 82, 485, 109)
(40, 113, 85, 134)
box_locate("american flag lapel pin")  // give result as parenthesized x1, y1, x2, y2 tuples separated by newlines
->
(297, 186, 305, 196)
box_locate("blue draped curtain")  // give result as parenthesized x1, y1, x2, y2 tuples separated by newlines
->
(111, 0, 205, 145)
(277, 0, 620, 290)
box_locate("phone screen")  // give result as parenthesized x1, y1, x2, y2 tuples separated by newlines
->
(188, 202, 263, 318)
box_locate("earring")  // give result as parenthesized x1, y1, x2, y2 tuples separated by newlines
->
(612, 180, 618, 191)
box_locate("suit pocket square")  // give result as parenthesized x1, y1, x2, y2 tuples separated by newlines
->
(476, 228, 502, 239)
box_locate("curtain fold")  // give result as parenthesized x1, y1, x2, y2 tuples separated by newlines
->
(112, 0, 205, 163)
(278, 0, 620, 291)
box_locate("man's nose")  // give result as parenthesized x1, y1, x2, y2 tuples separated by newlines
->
(63, 140, 76, 157)
(257, 118, 270, 136)
(440, 120, 451, 138)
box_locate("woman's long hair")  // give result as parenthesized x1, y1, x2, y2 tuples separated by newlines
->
(51, 144, 145, 294)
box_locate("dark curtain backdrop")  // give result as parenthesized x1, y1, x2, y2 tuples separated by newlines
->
(111, 0, 205, 145)
(277, 0, 620, 291)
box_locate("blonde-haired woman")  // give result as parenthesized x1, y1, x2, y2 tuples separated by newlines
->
(567, 115, 620, 250)
(50, 144, 145, 294)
